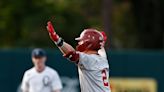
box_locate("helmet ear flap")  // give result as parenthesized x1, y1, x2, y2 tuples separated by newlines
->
(86, 43, 92, 50)
(76, 40, 92, 52)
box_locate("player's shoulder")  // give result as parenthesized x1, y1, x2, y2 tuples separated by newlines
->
(45, 66, 58, 75)
(78, 52, 92, 59)
(79, 52, 101, 61)
(23, 67, 35, 76)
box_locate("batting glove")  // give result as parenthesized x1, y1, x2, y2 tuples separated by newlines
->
(47, 21, 64, 47)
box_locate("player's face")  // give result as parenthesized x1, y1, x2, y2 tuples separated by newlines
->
(32, 56, 47, 71)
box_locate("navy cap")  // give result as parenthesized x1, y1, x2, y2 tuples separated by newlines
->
(31, 48, 46, 57)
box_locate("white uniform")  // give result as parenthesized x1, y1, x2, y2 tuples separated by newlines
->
(78, 52, 111, 92)
(21, 66, 62, 92)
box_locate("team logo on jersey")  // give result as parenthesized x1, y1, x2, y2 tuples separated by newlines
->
(42, 76, 50, 86)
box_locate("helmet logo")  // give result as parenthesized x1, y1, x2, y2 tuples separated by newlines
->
(92, 36, 95, 40)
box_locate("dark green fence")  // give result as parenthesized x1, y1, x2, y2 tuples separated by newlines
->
(0, 49, 163, 92)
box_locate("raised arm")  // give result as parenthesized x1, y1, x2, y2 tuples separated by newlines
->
(46, 21, 79, 62)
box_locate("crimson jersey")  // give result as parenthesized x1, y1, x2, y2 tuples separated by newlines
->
(77, 52, 111, 92)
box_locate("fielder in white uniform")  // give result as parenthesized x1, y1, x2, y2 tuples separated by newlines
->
(46, 21, 111, 92)
(21, 48, 63, 92)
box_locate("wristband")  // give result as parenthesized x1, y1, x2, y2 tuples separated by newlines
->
(55, 37, 64, 47)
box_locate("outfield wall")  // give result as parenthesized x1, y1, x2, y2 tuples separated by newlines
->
(0, 49, 163, 92)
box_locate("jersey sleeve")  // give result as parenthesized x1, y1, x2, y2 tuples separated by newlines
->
(21, 72, 29, 92)
(51, 71, 63, 91)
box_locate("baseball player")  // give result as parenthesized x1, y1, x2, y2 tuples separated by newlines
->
(21, 48, 63, 92)
(46, 21, 111, 92)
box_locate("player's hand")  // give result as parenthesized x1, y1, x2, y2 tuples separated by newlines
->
(46, 21, 59, 42)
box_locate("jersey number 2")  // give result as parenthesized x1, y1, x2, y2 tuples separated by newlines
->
(102, 69, 109, 87)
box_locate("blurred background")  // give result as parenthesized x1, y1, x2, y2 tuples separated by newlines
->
(0, 0, 163, 92)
